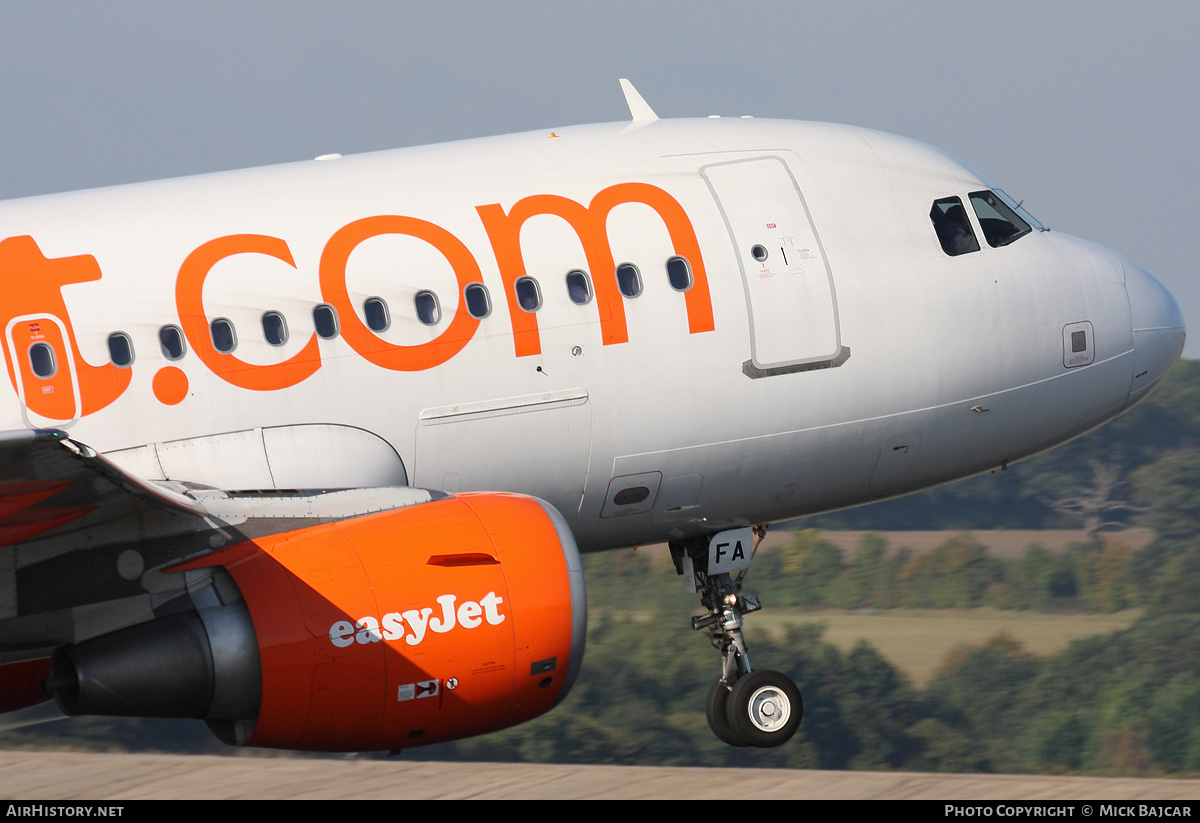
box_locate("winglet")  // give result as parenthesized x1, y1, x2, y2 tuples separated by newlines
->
(619, 79, 658, 122)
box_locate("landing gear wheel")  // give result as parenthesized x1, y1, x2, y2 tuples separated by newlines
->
(705, 678, 748, 746)
(726, 670, 802, 748)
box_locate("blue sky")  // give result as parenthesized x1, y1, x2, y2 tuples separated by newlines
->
(2, 1, 1195, 355)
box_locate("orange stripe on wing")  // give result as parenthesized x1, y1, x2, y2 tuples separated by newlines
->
(0, 480, 71, 519)
(0, 506, 93, 545)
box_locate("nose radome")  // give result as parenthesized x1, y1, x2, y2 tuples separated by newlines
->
(1125, 260, 1186, 403)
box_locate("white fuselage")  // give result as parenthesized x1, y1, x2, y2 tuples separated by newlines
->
(0, 118, 1185, 551)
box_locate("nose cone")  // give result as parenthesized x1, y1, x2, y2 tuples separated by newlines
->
(1125, 260, 1186, 402)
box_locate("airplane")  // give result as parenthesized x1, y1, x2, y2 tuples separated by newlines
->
(0, 80, 1184, 752)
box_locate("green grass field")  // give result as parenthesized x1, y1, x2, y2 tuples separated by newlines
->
(756, 607, 1141, 686)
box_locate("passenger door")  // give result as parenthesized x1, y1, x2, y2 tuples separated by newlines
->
(702, 156, 845, 376)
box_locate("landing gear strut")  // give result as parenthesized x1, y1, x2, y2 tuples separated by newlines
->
(670, 526, 803, 748)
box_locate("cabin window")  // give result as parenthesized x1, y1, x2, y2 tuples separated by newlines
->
(210, 319, 237, 353)
(313, 304, 339, 339)
(969, 190, 1032, 248)
(930, 197, 981, 257)
(159, 325, 186, 360)
(616, 263, 642, 297)
(29, 343, 56, 378)
(107, 332, 134, 367)
(414, 291, 441, 325)
(262, 311, 288, 346)
(364, 297, 390, 332)
(666, 256, 693, 291)
(566, 270, 592, 305)
(515, 277, 542, 312)
(464, 283, 491, 318)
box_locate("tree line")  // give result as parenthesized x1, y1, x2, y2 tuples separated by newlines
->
(752, 530, 1141, 613)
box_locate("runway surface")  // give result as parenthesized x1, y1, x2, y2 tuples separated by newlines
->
(2, 751, 1198, 799)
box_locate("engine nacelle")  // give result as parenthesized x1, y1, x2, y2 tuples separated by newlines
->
(48, 493, 587, 751)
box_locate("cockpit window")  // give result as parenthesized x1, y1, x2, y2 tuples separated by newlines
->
(969, 190, 1032, 247)
(930, 197, 980, 256)
(994, 189, 1046, 232)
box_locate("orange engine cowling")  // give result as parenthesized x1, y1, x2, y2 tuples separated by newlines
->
(49, 493, 587, 752)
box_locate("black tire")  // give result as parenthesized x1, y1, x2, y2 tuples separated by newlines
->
(705, 678, 749, 746)
(726, 670, 802, 748)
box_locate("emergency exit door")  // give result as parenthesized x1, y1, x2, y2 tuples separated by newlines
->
(5, 314, 81, 426)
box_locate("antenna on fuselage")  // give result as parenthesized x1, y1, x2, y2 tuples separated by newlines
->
(619, 79, 658, 122)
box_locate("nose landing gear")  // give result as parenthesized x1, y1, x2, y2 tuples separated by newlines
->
(670, 527, 803, 748)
